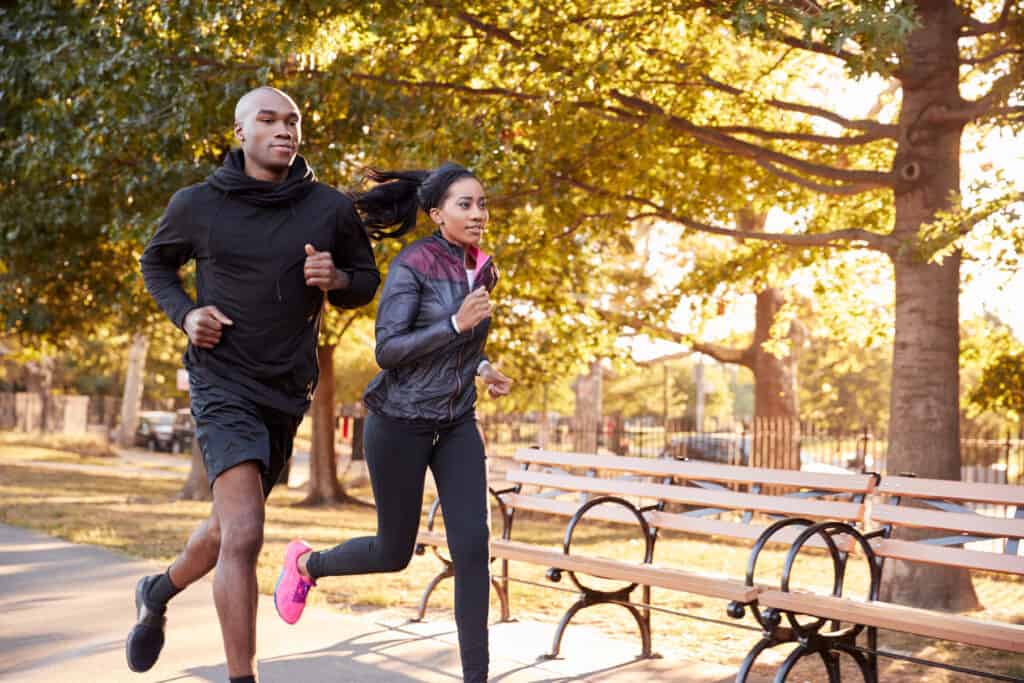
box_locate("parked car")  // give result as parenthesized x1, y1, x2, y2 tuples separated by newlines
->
(171, 408, 195, 454)
(135, 411, 176, 452)
(660, 433, 751, 465)
(660, 433, 859, 472)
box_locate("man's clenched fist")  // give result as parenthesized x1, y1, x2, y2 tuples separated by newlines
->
(304, 243, 349, 291)
(184, 306, 233, 349)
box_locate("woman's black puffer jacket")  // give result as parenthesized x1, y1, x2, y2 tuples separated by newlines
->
(363, 232, 498, 424)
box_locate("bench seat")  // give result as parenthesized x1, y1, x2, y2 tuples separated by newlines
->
(758, 589, 1024, 653)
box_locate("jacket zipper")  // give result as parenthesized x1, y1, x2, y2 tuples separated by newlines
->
(449, 236, 466, 422)
(449, 342, 463, 422)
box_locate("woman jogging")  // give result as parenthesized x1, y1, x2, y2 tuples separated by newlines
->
(274, 162, 512, 683)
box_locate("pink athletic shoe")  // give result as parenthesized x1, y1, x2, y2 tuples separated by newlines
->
(274, 539, 315, 624)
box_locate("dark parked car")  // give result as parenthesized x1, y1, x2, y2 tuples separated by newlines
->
(661, 432, 858, 473)
(660, 433, 751, 465)
(135, 411, 176, 452)
(171, 408, 195, 454)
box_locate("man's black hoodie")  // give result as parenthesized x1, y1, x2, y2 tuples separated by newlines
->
(140, 150, 381, 415)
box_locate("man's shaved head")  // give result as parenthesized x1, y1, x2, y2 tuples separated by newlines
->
(233, 86, 303, 181)
(234, 86, 300, 124)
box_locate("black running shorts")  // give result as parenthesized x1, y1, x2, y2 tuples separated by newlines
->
(189, 377, 302, 496)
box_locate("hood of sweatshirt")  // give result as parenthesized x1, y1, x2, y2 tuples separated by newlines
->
(207, 149, 317, 207)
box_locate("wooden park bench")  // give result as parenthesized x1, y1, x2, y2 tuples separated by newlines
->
(414, 447, 877, 660)
(731, 474, 1024, 682)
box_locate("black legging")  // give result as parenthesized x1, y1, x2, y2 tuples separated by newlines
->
(305, 412, 490, 683)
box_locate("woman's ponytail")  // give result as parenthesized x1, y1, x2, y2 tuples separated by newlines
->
(354, 169, 428, 240)
(354, 162, 476, 240)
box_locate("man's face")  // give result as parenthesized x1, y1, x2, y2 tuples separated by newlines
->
(234, 89, 302, 175)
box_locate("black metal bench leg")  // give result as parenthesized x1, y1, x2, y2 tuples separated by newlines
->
(543, 587, 655, 661)
(775, 643, 812, 682)
(867, 626, 878, 683)
(621, 601, 655, 658)
(735, 637, 778, 683)
(544, 597, 587, 659)
(818, 650, 841, 683)
(639, 584, 658, 658)
(490, 573, 513, 623)
(836, 644, 876, 683)
(412, 562, 454, 622)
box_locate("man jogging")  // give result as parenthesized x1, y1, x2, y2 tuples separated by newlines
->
(129, 86, 380, 683)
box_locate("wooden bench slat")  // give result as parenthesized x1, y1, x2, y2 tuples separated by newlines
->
(415, 532, 757, 602)
(508, 469, 864, 521)
(878, 475, 1024, 506)
(504, 493, 854, 551)
(490, 539, 758, 602)
(647, 511, 857, 553)
(870, 503, 1024, 539)
(514, 449, 875, 493)
(417, 530, 447, 546)
(870, 538, 1024, 575)
(505, 493, 647, 525)
(758, 590, 1024, 653)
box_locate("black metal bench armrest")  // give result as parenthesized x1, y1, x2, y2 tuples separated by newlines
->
(547, 495, 656, 594)
(728, 518, 813, 625)
(425, 497, 443, 530)
(744, 518, 815, 588)
(772, 521, 882, 638)
(490, 485, 519, 497)
(426, 485, 520, 538)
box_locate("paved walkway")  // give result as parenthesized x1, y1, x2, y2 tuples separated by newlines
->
(0, 524, 747, 682)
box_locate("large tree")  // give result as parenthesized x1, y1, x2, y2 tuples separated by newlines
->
(316, 0, 1022, 610)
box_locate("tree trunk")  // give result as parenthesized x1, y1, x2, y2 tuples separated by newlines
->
(301, 344, 369, 506)
(118, 334, 148, 448)
(696, 209, 802, 469)
(573, 360, 603, 452)
(302, 344, 342, 504)
(178, 436, 211, 501)
(750, 287, 800, 423)
(880, 0, 979, 610)
(749, 287, 801, 470)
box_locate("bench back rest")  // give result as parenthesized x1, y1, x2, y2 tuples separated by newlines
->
(504, 449, 875, 549)
(869, 475, 1024, 576)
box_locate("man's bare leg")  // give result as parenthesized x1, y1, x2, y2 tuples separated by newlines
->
(211, 462, 265, 679)
(166, 515, 221, 589)
(127, 499, 222, 674)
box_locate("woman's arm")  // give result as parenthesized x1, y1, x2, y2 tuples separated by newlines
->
(374, 262, 459, 369)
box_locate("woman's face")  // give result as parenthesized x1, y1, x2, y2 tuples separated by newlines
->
(431, 176, 488, 249)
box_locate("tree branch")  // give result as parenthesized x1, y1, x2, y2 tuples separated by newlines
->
(936, 62, 1024, 123)
(700, 75, 898, 136)
(961, 46, 1024, 66)
(773, 0, 824, 16)
(451, 9, 524, 48)
(711, 125, 888, 146)
(597, 307, 755, 369)
(989, 105, 1024, 119)
(348, 71, 541, 101)
(692, 341, 754, 368)
(961, 0, 1014, 36)
(610, 90, 896, 189)
(563, 175, 895, 253)
(754, 159, 883, 196)
(774, 33, 860, 63)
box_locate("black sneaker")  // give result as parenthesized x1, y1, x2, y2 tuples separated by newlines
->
(125, 575, 167, 672)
